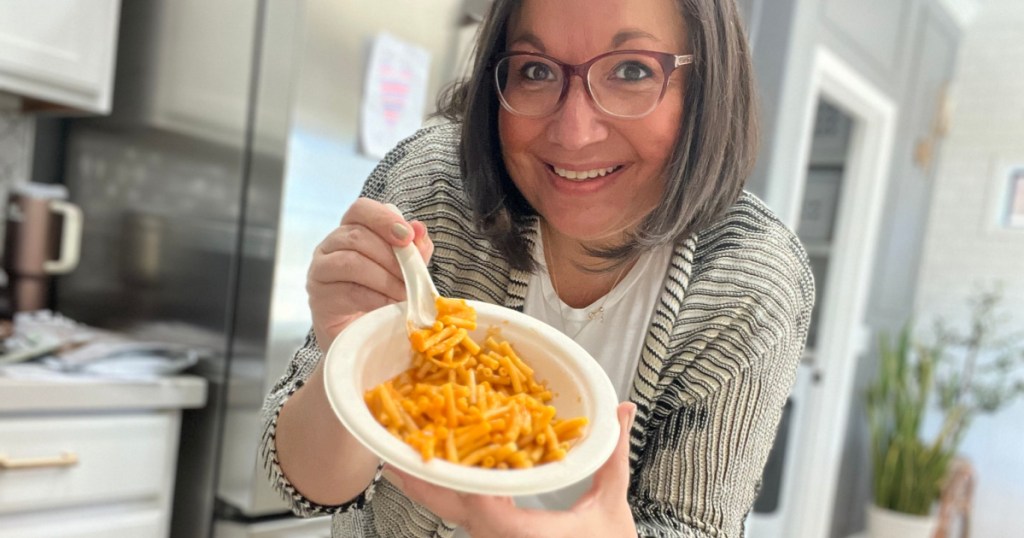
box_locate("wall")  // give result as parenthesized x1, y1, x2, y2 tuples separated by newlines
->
(0, 113, 34, 263)
(748, 0, 818, 213)
(827, 3, 965, 536)
(0, 114, 33, 184)
(743, 0, 994, 536)
(746, 0, 969, 536)
(294, 0, 463, 141)
(914, 1, 1024, 535)
(916, 0, 1024, 318)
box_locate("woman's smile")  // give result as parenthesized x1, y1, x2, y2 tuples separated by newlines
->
(549, 164, 623, 181)
(498, 0, 687, 246)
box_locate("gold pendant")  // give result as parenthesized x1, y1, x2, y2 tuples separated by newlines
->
(587, 307, 605, 322)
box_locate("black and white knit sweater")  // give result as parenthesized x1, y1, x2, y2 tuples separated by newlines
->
(260, 122, 814, 537)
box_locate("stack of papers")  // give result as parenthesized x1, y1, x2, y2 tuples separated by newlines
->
(0, 310, 202, 380)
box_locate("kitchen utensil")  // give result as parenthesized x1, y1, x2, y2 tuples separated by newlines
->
(384, 203, 437, 329)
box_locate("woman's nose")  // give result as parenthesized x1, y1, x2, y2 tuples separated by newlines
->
(546, 78, 609, 150)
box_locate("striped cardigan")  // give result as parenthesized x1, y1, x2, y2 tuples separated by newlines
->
(260, 122, 814, 537)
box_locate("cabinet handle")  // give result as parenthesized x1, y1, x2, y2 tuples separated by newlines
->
(0, 451, 79, 470)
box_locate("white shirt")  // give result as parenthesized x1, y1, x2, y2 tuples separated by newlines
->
(514, 236, 673, 512)
(452, 239, 672, 538)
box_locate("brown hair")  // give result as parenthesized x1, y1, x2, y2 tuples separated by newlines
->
(437, 0, 759, 272)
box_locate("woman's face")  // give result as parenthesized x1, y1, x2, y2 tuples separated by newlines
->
(498, 0, 688, 246)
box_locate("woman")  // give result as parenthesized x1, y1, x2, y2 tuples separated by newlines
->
(262, 0, 814, 536)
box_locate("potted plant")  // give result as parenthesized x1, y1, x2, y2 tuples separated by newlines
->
(865, 288, 1024, 538)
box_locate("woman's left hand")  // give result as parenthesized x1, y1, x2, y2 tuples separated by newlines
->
(385, 402, 638, 538)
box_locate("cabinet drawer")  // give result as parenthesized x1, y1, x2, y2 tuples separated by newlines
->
(0, 505, 163, 538)
(0, 414, 174, 514)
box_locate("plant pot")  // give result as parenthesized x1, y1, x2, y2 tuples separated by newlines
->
(866, 504, 938, 538)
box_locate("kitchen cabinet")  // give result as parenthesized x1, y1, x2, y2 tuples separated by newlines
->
(0, 0, 122, 114)
(0, 376, 206, 538)
(113, 0, 262, 147)
(144, 0, 257, 145)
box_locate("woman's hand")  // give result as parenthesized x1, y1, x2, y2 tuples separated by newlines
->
(386, 402, 639, 538)
(307, 197, 434, 348)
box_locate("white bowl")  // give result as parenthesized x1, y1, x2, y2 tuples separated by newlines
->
(323, 300, 619, 496)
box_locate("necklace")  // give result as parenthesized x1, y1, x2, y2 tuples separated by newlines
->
(541, 231, 632, 339)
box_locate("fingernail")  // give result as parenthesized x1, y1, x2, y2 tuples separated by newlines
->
(392, 222, 411, 241)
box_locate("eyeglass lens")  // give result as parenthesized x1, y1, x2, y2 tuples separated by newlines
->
(495, 52, 668, 118)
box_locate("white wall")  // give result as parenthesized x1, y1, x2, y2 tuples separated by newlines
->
(914, 0, 1024, 535)
(296, 0, 464, 140)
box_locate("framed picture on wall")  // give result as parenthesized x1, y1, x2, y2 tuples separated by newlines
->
(1006, 166, 1024, 229)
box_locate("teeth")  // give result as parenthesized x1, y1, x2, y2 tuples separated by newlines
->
(552, 166, 617, 180)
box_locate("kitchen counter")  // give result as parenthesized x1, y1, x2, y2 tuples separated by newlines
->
(0, 375, 207, 414)
(0, 374, 207, 538)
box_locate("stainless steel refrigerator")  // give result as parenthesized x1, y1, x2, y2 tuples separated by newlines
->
(55, 1, 478, 536)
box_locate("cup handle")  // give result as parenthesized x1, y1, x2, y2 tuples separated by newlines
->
(43, 200, 83, 274)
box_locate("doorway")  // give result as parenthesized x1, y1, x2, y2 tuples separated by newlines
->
(745, 47, 897, 538)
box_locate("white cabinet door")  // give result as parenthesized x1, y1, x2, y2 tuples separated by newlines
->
(0, 0, 121, 113)
(0, 506, 163, 538)
(0, 414, 174, 514)
(142, 0, 258, 146)
(0, 412, 182, 538)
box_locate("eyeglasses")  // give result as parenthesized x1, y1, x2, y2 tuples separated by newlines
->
(493, 50, 694, 119)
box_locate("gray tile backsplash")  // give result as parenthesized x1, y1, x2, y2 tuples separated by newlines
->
(0, 113, 34, 185)
(0, 113, 36, 266)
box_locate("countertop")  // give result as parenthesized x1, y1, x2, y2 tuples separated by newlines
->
(0, 375, 207, 414)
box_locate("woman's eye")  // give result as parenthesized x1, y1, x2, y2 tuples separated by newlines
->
(521, 62, 555, 81)
(613, 62, 654, 81)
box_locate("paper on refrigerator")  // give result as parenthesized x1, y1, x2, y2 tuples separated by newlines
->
(360, 32, 431, 159)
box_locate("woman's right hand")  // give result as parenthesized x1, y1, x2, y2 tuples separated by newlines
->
(307, 197, 434, 349)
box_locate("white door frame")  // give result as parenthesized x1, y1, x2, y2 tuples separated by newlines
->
(778, 47, 897, 538)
